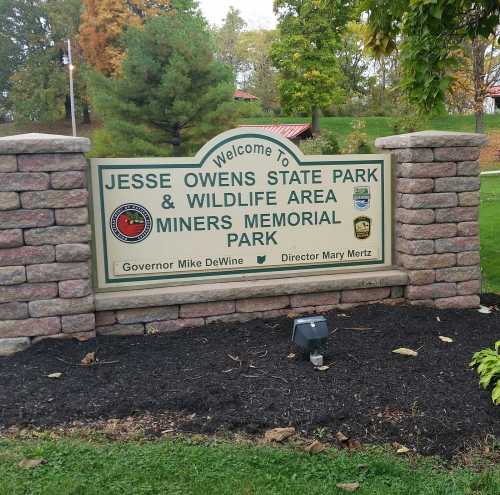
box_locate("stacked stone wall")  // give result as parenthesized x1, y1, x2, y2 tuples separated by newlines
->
(0, 135, 94, 355)
(376, 131, 486, 308)
(95, 286, 405, 336)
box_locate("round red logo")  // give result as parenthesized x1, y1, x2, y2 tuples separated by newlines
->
(110, 204, 152, 243)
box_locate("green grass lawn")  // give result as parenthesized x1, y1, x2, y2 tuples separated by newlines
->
(242, 114, 500, 150)
(481, 175, 500, 293)
(3, 113, 500, 145)
(0, 437, 499, 495)
(2, 113, 499, 167)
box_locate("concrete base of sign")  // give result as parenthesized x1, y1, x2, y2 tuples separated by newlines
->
(95, 269, 408, 310)
(93, 269, 408, 336)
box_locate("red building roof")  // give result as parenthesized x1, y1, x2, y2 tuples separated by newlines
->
(487, 86, 500, 97)
(238, 124, 312, 140)
(234, 90, 259, 100)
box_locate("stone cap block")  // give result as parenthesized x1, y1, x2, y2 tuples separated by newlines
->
(375, 130, 488, 149)
(95, 269, 408, 311)
(0, 133, 90, 154)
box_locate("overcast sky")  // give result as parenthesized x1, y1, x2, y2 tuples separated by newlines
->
(198, 0, 277, 29)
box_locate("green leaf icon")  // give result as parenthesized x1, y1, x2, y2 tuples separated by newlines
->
(257, 256, 266, 264)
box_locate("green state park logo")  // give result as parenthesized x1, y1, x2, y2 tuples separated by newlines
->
(353, 186, 370, 210)
(110, 203, 153, 243)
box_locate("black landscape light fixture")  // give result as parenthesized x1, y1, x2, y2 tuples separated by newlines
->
(292, 316, 329, 366)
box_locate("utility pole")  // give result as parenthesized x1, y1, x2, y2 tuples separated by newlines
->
(67, 39, 77, 137)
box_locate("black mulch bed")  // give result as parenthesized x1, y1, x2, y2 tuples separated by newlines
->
(1, 296, 500, 458)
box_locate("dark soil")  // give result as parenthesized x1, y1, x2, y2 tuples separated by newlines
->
(1, 296, 500, 458)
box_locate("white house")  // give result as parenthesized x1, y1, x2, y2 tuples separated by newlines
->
(484, 86, 500, 114)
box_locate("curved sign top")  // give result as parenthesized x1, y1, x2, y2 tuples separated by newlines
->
(90, 128, 392, 290)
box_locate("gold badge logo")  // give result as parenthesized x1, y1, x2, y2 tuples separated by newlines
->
(354, 216, 371, 239)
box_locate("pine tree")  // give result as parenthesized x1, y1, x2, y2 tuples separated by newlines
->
(90, 10, 236, 157)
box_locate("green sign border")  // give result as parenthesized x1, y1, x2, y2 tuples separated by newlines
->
(95, 133, 387, 285)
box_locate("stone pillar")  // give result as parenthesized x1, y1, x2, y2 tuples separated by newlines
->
(376, 131, 486, 309)
(0, 134, 95, 355)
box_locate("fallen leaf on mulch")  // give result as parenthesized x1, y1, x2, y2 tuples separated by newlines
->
(315, 365, 330, 371)
(348, 439, 361, 450)
(264, 427, 295, 443)
(304, 440, 327, 454)
(392, 348, 418, 357)
(336, 431, 349, 442)
(146, 326, 159, 335)
(18, 458, 46, 469)
(47, 372, 62, 379)
(478, 305, 492, 314)
(81, 352, 96, 365)
(190, 434, 207, 443)
(336, 431, 361, 450)
(393, 442, 411, 454)
(336, 482, 360, 492)
(439, 336, 454, 343)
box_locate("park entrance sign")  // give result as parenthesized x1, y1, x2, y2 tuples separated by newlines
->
(90, 129, 392, 290)
(0, 129, 484, 352)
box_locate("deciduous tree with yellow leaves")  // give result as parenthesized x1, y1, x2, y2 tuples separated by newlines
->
(271, 0, 355, 134)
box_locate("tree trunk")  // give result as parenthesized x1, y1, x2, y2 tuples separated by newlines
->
(171, 124, 182, 156)
(472, 38, 486, 134)
(381, 59, 386, 93)
(64, 96, 71, 120)
(82, 103, 91, 125)
(311, 107, 321, 135)
(474, 109, 484, 135)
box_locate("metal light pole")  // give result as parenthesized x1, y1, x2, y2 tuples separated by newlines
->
(67, 39, 77, 137)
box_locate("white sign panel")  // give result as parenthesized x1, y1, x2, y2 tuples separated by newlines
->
(90, 129, 392, 290)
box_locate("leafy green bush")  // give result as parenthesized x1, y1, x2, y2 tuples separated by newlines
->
(391, 102, 428, 134)
(342, 120, 372, 153)
(88, 127, 173, 158)
(299, 137, 323, 154)
(300, 132, 340, 155)
(470, 341, 500, 405)
(391, 113, 426, 134)
(235, 101, 266, 118)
